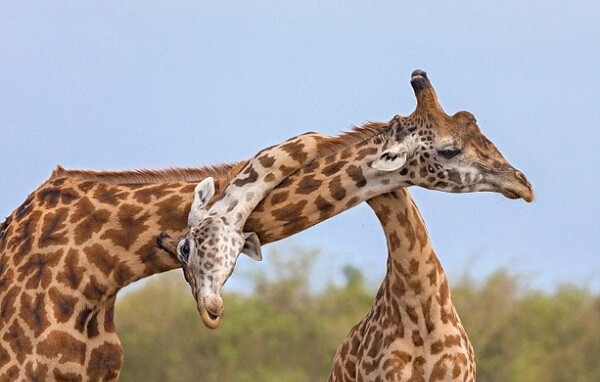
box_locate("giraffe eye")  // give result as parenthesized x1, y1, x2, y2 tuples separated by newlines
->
(438, 149, 461, 159)
(179, 240, 191, 263)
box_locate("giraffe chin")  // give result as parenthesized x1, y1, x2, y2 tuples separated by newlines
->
(199, 305, 224, 329)
(497, 182, 534, 202)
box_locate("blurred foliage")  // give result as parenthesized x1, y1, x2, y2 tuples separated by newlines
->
(116, 250, 600, 381)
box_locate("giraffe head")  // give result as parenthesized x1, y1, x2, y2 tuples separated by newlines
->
(157, 177, 262, 329)
(370, 69, 534, 202)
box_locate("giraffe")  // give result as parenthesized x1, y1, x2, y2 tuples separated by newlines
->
(157, 69, 533, 330)
(158, 132, 329, 329)
(329, 189, 476, 381)
(0, 69, 532, 380)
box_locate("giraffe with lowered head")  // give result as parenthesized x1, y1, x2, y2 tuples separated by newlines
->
(0, 70, 532, 380)
(158, 131, 329, 328)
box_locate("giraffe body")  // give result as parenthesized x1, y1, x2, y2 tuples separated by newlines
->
(329, 189, 475, 381)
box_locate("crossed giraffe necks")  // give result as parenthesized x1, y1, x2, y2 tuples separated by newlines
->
(0, 121, 406, 380)
(0, 68, 535, 380)
(328, 189, 475, 381)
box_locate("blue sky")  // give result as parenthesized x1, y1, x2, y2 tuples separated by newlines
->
(1, 2, 598, 292)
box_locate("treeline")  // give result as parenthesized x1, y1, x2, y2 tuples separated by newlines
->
(116, 250, 600, 381)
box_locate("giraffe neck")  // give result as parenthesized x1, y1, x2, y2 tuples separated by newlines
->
(208, 132, 327, 227)
(246, 118, 419, 242)
(329, 189, 475, 381)
(369, 190, 448, 305)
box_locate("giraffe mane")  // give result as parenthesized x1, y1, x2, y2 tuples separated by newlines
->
(50, 162, 246, 184)
(317, 121, 390, 156)
(48, 121, 390, 185)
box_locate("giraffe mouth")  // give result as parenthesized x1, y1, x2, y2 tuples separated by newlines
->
(486, 169, 534, 203)
(494, 183, 534, 202)
(497, 177, 534, 202)
(199, 298, 224, 329)
(501, 189, 521, 200)
(207, 310, 219, 321)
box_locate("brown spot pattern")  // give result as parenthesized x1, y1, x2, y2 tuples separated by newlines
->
(87, 342, 122, 381)
(113, 263, 134, 287)
(93, 184, 128, 206)
(82, 276, 108, 302)
(133, 184, 172, 204)
(263, 173, 276, 183)
(269, 191, 289, 206)
(53, 369, 83, 382)
(11, 210, 42, 266)
(156, 194, 188, 231)
(49, 287, 78, 323)
(58, 249, 85, 289)
(0, 343, 10, 367)
(3, 320, 32, 363)
(0, 286, 19, 326)
(257, 154, 276, 168)
(296, 174, 322, 195)
(70, 198, 111, 245)
(101, 204, 149, 250)
(315, 195, 334, 218)
(20, 292, 49, 337)
(18, 250, 62, 289)
(38, 207, 69, 248)
(280, 140, 308, 164)
(411, 329, 424, 346)
(24, 361, 49, 382)
(37, 331, 86, 364)
(270, 200, 309, 224)
(355, 146, 378, 160)
(232, 165, 259, 187)
(85, 244, 117, 276)
(322, 160, 348, 176)
(328, 176, 346, 201)
(36, 187, 61, 208)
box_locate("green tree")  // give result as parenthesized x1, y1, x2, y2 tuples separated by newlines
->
(116, 251, 600, 381)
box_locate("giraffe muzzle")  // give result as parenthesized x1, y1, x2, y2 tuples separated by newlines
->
(492, 168, 535, 202)
(199, 296, 225, 329)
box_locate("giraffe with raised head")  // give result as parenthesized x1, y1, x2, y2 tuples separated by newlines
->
(329, 189, 477, 381)
(157, 69, 533, 330)
(0, 69, 532, 380)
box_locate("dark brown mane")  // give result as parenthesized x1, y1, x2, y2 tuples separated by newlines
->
(316, 121, 390, 156)
(50, 163, 245, 184)
(48, 121, 391, 185)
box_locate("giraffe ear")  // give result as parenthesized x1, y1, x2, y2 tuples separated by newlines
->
(371, 144, 408, 172)
(241, 232, 262, 261)
(189, 177, 215, 226)
(193, 177, 216, 208)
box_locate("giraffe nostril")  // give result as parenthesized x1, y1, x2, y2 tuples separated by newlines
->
(515, 170, 530, 186)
